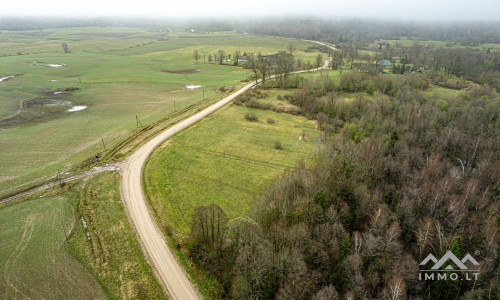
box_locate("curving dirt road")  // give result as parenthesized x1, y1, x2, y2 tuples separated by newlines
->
(0, 40, 336, 299)
(119, 41, 336, 299)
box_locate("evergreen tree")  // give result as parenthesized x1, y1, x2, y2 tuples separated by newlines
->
(450, 235, 465, 259)
(339, 233, 351, 260)
(313, 189, 328, 210)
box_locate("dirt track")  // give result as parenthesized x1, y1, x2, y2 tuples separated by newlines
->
(120, 41, 336, 299)
(1, 40, 336, 299)
(0, 165, 118, 206)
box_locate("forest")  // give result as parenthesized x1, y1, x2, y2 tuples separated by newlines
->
(187, 66, 499, 299)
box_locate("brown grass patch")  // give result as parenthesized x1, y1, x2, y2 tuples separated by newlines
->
(130, 34, 167, 39)
(160, 69, 202, 74)
(12, 31, 54, 37)
(68, 32, 137, 38)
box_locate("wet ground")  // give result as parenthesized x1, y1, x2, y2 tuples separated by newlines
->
(0, 87, 85, 128)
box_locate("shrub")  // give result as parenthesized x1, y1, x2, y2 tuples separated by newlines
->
(436, 99, 449, 112)
(301, 130, 307, 140)
(161, 221, 173, 237)
(274, 141, 283, 150)
(468, 84, 494, 98)
(267, 118, 275, 124)
(244, 112, 258, 122)
(277, 94, 284, 100)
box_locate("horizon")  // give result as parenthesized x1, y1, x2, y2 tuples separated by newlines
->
(1, 0, 500, 22)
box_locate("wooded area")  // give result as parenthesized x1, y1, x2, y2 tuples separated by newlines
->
(187, 65, 499, 299)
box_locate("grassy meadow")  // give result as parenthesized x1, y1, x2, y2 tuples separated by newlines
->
(66, 172, 164, 299)
(0, 195, 106, 299)
(0, 172, 164, 299)
(144, 96, 321, 235)
(0, 27, 320, 197)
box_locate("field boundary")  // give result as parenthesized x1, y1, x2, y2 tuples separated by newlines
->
(119, 39, 336, 299)
(0, 89, 236, 202)
(0, 165, 118, 206)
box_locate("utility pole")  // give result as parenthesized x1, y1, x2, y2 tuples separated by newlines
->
(136, 115, 142, 128)
(57, 169, 62, 187)
(101, 136, 106, 151)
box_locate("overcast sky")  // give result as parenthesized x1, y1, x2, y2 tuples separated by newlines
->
(2, 0, 500, 21)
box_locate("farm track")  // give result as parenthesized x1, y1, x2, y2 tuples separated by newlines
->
(0, 165, 119, 205)
(1, 39, 336, 299)
(120, 40, 336, 299)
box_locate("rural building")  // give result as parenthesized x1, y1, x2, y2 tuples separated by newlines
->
(376, 60, 392, 69)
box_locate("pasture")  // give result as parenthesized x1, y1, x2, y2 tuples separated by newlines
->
(0, 27, 320, 197)
(66, 172, 164, 299)
(144, 98, 321, 235)
(0, 196, 106, 299)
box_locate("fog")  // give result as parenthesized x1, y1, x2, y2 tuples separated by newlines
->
(2, 0, 499, 21)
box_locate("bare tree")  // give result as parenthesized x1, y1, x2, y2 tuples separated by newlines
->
(276, 51, 296, 87)
(331, 51, 344, 69)
(217, 49, 225, 65)
(312, 285, 339, 300)
(384, 276, 406, 300)
(287, 42, 296, 55)
(246, 56, 260, 84)
(61, 42, 69, 53)
(315, 54, 324, 70)
(192, 49, 200, 63)
(233, 50, 241, 66)
(257, 57, 272, 84)
(190, 204, 227, 247)
(316, 112, 328, 131)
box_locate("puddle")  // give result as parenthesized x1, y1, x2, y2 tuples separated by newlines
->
(0, 75, 15, 82)
(186, 85, 203, 90)
(50, 80, 58, 82)
(161, 69, 202, 74)
(68, 106, 87, 112)
(48, 64, 64, 68)
(1, 88, 81, 127)
(23, 99, 72, 108)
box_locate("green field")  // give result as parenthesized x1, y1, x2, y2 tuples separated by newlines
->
(0, 171, 164, 299)
(144, 94, 321, 235)
(0, 27, 319, 197)
(67, 172, 164, 299)
(0, 27, 164, 56)
(0, 196, 106, 299)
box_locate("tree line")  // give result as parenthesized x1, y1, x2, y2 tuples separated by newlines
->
(238, 18, 500, 46)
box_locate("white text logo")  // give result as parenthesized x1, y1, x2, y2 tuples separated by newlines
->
(419, 251, 480, 281)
